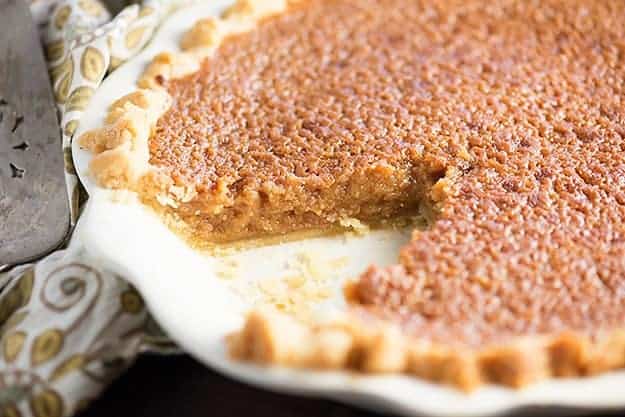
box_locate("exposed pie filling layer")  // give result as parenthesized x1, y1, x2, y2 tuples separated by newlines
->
(81, 0, 625, 387)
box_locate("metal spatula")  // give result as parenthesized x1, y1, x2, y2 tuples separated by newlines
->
(0, 0, 70, 269)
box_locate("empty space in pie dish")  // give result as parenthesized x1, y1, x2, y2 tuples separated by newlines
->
(76, 186, 414, 339)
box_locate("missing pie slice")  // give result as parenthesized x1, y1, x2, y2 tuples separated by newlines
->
(79, 0, 625, 390)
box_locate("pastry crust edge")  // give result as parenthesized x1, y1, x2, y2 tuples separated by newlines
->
(227, 308, 625, 391)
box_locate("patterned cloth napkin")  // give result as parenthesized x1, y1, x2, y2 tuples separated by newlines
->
(0, 0, 190, 415)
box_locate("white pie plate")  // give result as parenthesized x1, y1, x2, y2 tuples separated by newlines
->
(72, 1, 625, 415)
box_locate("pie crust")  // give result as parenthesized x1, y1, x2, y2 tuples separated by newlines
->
(228, 308, 625, 391)
(78, 0, 625, 390)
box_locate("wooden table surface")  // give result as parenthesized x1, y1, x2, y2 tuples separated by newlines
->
(78, 355, 625, 417)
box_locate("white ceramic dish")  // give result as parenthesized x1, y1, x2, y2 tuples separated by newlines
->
(72, 2, 625, 415)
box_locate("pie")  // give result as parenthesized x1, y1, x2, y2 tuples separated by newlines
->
(79, 0, 625, 390)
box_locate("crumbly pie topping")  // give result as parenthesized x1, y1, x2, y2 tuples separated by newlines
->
(79, 88, 171, 188)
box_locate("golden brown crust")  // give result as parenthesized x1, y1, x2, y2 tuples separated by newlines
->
(228, 309, 625, 391)
(78, 88, 171, 188)
(138, 52, 202, 90)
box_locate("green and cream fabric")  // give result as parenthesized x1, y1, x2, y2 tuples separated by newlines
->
(0, 0, 187, 415)
(0, 250, 174, 417)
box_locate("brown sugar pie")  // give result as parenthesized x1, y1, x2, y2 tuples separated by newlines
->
(79, 0, 625, 390)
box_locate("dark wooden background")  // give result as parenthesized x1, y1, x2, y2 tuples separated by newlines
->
(78, 355, 384, 417)
(77, 355, 625, 417)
